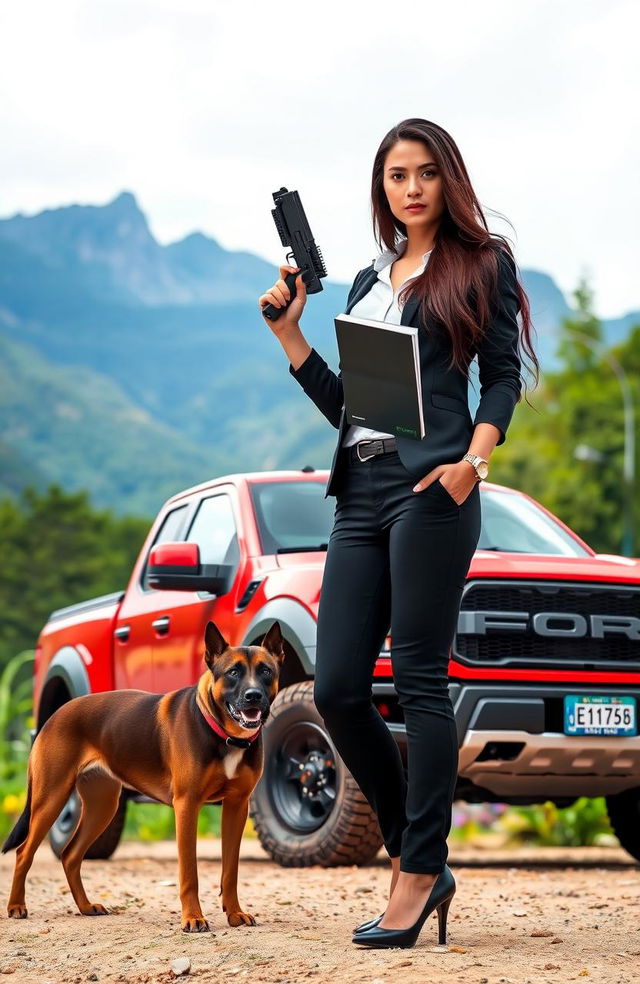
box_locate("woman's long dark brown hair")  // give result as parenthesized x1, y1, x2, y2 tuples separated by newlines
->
(371, 118, 539, 401)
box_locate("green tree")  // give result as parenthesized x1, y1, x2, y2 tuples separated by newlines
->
(492, 280, 639, 555)
(556, 275, 603, 372)
(0, 485, 150, 669)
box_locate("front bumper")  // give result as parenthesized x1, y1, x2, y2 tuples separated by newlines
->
(373, 681, 640, 800)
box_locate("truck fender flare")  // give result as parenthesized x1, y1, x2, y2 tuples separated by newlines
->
(36, 646, 91, 732)
(242, 599, 317, 675)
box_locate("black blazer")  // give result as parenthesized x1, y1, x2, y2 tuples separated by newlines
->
(289, 248, 522, 499)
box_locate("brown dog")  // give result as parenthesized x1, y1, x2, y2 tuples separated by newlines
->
(3, 620, 284, 932)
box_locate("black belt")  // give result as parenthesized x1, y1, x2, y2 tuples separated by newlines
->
(346, 437, 398, 463)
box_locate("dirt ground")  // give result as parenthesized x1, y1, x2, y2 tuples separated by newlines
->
(1, 839, 639, 984)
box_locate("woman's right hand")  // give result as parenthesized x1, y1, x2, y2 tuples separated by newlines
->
(258, 265, 307, 336)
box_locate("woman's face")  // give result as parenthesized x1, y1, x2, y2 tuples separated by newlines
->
(382, 139, 446, 235)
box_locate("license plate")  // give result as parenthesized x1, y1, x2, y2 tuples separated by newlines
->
(564, 695, 637, 736)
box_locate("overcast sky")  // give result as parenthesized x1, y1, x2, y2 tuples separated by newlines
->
(1, 0, 637, 318)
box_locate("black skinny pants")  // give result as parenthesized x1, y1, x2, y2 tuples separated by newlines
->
(313, 444, 481, 874)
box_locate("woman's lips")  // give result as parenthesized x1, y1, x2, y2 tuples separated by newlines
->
(406, 205, 426, 212)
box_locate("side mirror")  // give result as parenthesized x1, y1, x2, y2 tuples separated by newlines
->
(147, 542, 232, 595)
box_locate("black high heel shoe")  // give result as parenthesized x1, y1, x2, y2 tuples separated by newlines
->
(352, 865, 456, 949)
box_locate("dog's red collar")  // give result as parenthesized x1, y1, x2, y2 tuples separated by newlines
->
(196, 695, 261, 749)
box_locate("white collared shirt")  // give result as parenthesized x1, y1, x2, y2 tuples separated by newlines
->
(342, 238, 432, 448)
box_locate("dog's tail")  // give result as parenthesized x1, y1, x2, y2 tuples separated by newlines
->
(2, 776, 32, 854)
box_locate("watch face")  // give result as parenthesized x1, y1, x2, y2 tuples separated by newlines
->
(477, 461, 489, 479)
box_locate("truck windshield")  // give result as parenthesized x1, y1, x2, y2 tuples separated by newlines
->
(249, 482, 591, 557)
(249, 481, 334, 554)
(478, 488, 591, 556)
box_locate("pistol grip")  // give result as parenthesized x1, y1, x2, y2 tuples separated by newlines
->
(262, 269, 305, 321)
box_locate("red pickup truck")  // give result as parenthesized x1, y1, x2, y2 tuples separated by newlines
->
(34, 468, 640, 866)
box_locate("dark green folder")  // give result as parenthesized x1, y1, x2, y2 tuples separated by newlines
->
(334, 312, 426, 440)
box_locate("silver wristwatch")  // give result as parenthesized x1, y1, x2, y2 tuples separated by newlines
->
(462, 452, 489, 481)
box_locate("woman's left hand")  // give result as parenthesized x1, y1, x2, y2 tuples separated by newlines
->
(412, 459, 477, 504)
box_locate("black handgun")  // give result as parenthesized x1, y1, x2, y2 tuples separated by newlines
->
(262, 186, 327, 321)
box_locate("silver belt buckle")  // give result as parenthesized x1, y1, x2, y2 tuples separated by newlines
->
(356, 441, 378, 462)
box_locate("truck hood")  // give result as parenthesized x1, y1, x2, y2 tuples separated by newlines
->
(275, 549, 640, 585)
(469, 550, 640, 583)
(275, 553, 326, 572)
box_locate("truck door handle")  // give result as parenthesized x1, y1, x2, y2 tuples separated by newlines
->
(114, 625, 130, 642)
(152, 615, 171, 636)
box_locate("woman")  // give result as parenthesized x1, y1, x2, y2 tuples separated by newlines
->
(259, 118, 538, 949)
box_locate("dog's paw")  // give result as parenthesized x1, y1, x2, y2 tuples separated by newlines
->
(181, 916, 210, 933)
(227, 910, 256, 927)
(79, 903, 110, 916)
(7, 904, 28, 919)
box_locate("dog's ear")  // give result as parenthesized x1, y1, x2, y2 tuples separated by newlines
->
(261, 621, 285, 664)
(204, 621, 229, 671)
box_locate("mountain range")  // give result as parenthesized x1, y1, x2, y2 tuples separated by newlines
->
(1, 191, 636, 514)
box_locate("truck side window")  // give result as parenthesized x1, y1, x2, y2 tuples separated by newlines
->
(141, 504, 189, 589)
(187, 495, 240, 570)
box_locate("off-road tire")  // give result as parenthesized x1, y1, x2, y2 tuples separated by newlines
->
(49, 788, 127, 860)
(605, 787, 640, 863)
(249, 680, 383, 867)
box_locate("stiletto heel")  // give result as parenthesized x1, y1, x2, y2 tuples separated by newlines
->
(352, 865, 456, 949)
(437, 894, 452, 945)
